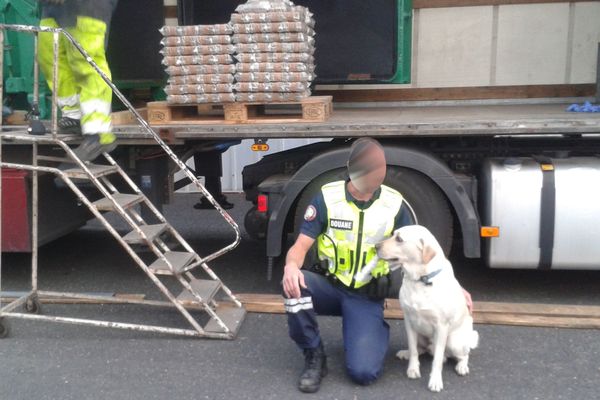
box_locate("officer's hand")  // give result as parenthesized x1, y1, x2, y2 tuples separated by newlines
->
(283, 264, 307, 299)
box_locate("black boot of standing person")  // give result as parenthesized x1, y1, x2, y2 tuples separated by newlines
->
(193, 150, 234, 210)
(195, 175, 234, 210)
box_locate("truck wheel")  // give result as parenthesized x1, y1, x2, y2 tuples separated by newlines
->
(292, 167, 453, 266)
(385, 167, 453, 254)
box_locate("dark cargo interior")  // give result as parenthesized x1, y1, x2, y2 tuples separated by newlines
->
(108, 0, 400, 83)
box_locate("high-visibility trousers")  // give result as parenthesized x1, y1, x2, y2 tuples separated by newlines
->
(38, 15, 112, 135)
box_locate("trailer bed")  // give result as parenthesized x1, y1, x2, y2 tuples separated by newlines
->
(110, 103, 600, 142)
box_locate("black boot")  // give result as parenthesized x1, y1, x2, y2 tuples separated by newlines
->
(194, 195, 234, 210)
(58, 117, 82, 135)
(298, 342, 328, 393)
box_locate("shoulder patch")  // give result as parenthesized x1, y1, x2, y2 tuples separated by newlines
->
(304, 205, 317, 222)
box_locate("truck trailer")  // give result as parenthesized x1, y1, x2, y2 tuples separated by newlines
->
(2, 0, 600, 277)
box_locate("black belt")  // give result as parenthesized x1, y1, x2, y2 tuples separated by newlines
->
(326, 272, 374, 295)
(311, 262, 374, 296)
(535, 157, 556, 270)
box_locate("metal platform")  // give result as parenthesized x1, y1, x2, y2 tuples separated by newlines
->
(104, 102, 600, 141)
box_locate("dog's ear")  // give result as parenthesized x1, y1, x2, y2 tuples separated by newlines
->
(420, 238, 437, 264)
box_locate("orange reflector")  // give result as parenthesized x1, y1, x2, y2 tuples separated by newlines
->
(480, 226, 500, 237)
(251, 143, 270, 152)
(541, 164, 554, 171)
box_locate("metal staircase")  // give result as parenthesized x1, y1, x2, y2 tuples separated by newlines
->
(0, 24, 245, 339)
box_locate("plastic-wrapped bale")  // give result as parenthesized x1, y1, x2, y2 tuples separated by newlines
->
(235, 0, 296, 13)
(232, 22, 314, 34)
(161, 55, 235, 67)
(234, 82, 309, 92)
(164, 84, 234, 95)
(160, 45, 236, 57)
(233, 32, 314, 44)
(235, 42, 314, 54)
(234, 72, 313, 83)
(235, 52, 313, 63)
(160, 24, 233, 36)
(235, 91, 311, 102)
(165, 65, 236, 76)
(166, 94, 236, 104)
(236, 62, 314, 73)
(160, 24, 236, 104)
(232, 1, 316, 103)
(168, 74, 235, 85)
(161, 35, 232, 46)
(231, 8, 313, 24)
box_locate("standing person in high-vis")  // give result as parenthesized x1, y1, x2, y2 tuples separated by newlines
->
(38, 0, 118, 161)
(282, 138, 471, 393)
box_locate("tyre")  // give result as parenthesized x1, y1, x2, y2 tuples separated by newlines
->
(24, 297, 42, 314)
(0, 318, 9, 339)
(244, 206, 268, 240)
(292, 167, 454, 272)
(384, 167, 453, 254)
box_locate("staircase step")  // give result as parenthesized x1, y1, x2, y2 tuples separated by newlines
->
(37, 155, 73, 164)
(204, 305, 246, 336)
(177, 279, 221, 305)
(123, 223, 168, 244)
(93, 193, 144, 211)
(148, 251, 195, 275)
(63, 164, 119, 179)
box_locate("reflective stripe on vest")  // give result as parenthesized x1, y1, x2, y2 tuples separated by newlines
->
(317, 181, 403, 289)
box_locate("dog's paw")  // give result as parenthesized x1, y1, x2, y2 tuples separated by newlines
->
(396, 350, 410, 360)
(407, 366, 421, 379)
(428, 375, 444, 392)
(455, 360, 470, 376)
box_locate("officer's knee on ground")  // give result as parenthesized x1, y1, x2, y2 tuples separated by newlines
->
(346, 365, 381, 386)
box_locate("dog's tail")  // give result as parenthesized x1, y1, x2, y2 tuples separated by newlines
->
(469, 330, 480, 350)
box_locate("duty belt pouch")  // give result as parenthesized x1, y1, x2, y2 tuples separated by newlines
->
(310, 260, 329, 275)
(366, 275, 391, 300)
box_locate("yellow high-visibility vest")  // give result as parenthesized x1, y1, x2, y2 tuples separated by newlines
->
(317, 181, 403, 289)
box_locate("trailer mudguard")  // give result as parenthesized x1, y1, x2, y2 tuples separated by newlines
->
(266, 146, 481, 259)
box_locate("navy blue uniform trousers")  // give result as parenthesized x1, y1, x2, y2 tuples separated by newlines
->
(284, 270, 390, 385)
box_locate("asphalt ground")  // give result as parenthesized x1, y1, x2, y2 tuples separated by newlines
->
(1, 193, 599, 400)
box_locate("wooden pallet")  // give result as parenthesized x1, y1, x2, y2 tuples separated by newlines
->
(147, 96, 332, 125)
(111, 108, 148, 126)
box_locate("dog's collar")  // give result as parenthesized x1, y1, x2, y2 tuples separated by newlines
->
(418, 268, 443, 286)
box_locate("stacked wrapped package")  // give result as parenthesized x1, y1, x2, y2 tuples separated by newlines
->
(232, 0, 316, 102)
(160, 24, 236, 104)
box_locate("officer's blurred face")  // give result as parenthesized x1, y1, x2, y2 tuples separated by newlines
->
(348, 143, 387, 195)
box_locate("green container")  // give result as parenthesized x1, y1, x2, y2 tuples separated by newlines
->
(0, 0, 51, 117)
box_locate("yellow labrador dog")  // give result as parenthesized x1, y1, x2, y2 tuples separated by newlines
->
(376, 225, 479, 392)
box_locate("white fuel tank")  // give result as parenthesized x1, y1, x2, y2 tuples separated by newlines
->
(482, 157, 600, 269)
